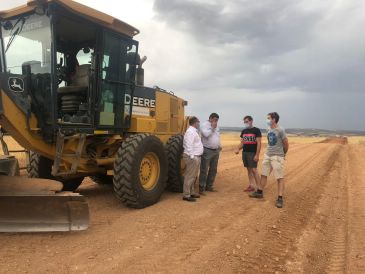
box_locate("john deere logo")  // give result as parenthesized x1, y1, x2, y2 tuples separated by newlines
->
(8, 77, 24, 92)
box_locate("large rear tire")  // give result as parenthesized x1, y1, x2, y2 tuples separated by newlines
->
(27, 151, 83, 191)
(113, 134, 168, 208)
(165, 134, 185, 192)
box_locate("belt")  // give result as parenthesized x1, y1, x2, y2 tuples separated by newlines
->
(184, 154, 201, 157)
(204, 147, 218, 151)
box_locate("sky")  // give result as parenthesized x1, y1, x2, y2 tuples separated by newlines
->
(1, 0, 364, 130)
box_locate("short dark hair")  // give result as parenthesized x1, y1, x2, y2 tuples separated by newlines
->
(209, 113, 219, 119)
(189, 116, 199, 125)
(243, 115, 253, 121)
(268, 112, 280, 123)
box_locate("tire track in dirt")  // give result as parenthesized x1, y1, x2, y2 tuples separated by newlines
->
(219, 143, 323, 178)
(111, 144, 334, 273)
(233, 144, 343, 273)
(346, 145, 365, 273)
(325, 146, 349, 274)
(0, 142, 360, 274)
(282, 143, 350, 274)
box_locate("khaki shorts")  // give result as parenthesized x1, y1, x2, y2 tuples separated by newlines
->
(261, 154, 285, 179)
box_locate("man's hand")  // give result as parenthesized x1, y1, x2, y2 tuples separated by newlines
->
(234, 148, 240, 155)
(253, 154, 259, 162)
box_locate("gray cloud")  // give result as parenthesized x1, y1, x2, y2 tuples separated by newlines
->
(154, 0, 365, 94)
(1, 1, 363, 130)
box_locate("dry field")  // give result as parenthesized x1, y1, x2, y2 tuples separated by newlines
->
(0, 134, 364, 273)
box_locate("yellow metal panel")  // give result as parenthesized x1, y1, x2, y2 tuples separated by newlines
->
(0, 90, 55, 159)
(155, 91, 170, 123)
(129, 117, 156, 133)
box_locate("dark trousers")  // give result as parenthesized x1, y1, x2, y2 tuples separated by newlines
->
(199, 147, 220, 190)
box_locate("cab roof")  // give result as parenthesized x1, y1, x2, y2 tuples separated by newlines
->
(0, 0, 140, 37)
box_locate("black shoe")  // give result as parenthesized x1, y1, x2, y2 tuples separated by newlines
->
(249, 191, 264, 199)
(183, 196, 196, 202)
(199, 191, 206, 196)
(275, 198, 283, 208)
(206, 187, 217, 192)
(191, 194, 200, 198)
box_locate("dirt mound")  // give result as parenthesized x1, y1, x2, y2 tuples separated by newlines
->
(319, 137, 348, 144)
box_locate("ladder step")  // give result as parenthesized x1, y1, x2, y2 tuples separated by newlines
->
(8, 150, 27, 153)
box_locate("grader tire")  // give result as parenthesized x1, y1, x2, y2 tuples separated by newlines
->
(113, 134, 167, 208)
(27, 151, 83, 191)
(27, 151, 53, 179)
(165, 134, 184, 192)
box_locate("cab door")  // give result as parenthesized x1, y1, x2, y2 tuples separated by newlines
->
(96, 31, 137, 132)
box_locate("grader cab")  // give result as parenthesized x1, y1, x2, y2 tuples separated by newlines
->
(0, 0, 187, 232)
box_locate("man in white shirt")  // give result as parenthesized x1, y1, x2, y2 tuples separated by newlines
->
(183, 116, 204, 202)
(199, 113, 221, 194)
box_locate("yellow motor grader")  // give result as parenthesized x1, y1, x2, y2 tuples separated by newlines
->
(0, 0, 187, 232)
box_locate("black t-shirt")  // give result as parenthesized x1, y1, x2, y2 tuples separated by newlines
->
(240, 127, 262, 153)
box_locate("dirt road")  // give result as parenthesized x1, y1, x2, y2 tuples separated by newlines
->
(0, 140, 364, 273)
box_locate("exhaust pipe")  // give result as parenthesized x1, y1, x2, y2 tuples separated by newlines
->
(136, 56, 147, 86)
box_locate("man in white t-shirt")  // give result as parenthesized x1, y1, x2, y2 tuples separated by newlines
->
(183, 116, 204, 202)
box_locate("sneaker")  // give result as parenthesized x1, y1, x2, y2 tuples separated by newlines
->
(275, 198, 283, 208)
(244, 186, 255, 192)
(191, 194, 201, 198)
(249, 191, 263, 199)
(183, 196, 196, 202)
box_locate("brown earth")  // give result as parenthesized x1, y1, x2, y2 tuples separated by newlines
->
(319, 137, 349, 144)
(0, 138, 364, 273)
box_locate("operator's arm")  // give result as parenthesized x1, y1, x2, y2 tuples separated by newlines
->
(200, 122, 213, 138)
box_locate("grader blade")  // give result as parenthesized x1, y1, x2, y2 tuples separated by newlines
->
(0, 176, 89, 232)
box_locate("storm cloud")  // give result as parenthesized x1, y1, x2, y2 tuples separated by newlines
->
(151, 0, 364, 130)
(153, 0, 365, 94)
(1, 0, 364, 130)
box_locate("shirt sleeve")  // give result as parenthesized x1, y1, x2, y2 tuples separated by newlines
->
(200, 122, 213, 138)
(256, 128, 262, 138)
(240, 130, 244, 138)
(279, 128, 287, 140)
(183, 130, 195, 157)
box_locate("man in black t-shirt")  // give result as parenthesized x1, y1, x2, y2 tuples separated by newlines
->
(234, 115, 262, 192)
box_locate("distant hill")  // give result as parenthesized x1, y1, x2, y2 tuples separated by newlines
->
(220, 127, 365, 136)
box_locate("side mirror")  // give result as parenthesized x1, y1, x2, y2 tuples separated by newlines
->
(3, 21, 13, 31)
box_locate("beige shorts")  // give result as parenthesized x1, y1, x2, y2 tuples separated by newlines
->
(261, 154, 285, 179)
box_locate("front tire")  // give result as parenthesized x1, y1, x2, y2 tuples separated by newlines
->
(27, 151, 83, 191)
(113, 134, 168, 208)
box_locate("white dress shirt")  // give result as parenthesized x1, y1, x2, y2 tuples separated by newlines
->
(200, 121, 221, 149)
(183, 126, 204, 158)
